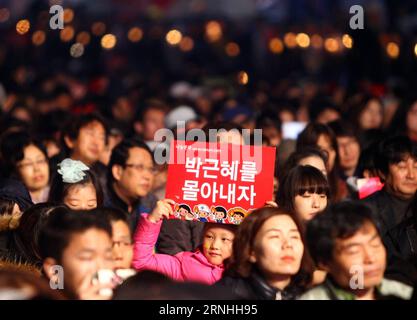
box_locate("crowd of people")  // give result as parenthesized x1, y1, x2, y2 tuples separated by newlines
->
(1, 63, 417, 301)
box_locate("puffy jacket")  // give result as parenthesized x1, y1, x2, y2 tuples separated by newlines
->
(132, 214, 224, 285)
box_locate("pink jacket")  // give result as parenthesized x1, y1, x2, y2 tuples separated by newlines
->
(132, 214, 224, 285)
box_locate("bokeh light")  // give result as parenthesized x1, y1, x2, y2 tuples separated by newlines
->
(166, 29, 182, 46)
(16, 19, 30, 35)
(269, 38, 284, 54)
(386, 42, 399, 59)
(179, 36, 194, 52)
(205, 20, 222, 42)
(60, 26, 75, 42)
(101, 33, 117, 49)
(237, 71, 249, 85)
(32, 30, 46, 46)
(128, 27, 143, 42)
(284, 32, 297, 48)
(70, 43, 84, 58)
(226, 42, 240, 57)
(296, 33, 310, 48)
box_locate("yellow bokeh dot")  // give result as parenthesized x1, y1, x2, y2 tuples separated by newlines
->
(284, 32, 297, 48)
(16, 19, 30, 35)
(237, 71, 249, 85)
(296, 33, 310, 48)
(342, 34, 353, 49)
(166, 29, 182, 46)
(101, 33, 117, 49)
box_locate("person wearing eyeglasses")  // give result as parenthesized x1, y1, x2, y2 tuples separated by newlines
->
(0, 130, 50, 203)
(105, 138, 158, 233)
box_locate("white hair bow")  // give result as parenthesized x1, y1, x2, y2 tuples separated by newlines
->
(57, 158, 90, 183)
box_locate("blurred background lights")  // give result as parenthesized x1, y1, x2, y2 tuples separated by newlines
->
(32, 30, 46, 46)
(237, 71, 249, 85)
(386, 42, 399, 58)
(101, 33, 117, 49)
(311, 34, 323, 49)
(324, 37, 340, 53)
(166, 29, 182, 45)
(342, 34, 353, 49)
(269, 38, 284, 54)
(70, 43, 84, 58)
(226, 42, 240, 56)
(284, 32, 297, 48)
(0, 8, 10, 23)
(179, 36, 194, 52)
(60, 26, 75, 42)
(205, 20, 222, 42)
(92, 22, 106, 36)
(128, 27, 143, 42)
(16, 19, 30, 35)
(296, 33, 310, 48)
(76, 31, 91, 45)
(63, 8, 74, 23)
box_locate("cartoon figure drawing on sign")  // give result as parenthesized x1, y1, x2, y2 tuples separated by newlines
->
(212, 206, 228, 223)
(195, 204, 210, 222)
(229, 208, 246, 225)
(175, 203, 194, 221)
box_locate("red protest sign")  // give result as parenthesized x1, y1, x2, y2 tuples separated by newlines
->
(357, 177, 384, 199)
(165, 140, 276, 225)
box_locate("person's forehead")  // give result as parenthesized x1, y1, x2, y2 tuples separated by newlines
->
(81, 120, 105, 131)
(128, 147, 152, 161)
(335, 222, 378, 246)
(66, 229, 111, 251)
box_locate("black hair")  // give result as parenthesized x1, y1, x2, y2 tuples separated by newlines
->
(48, 166, 103, 207)
(280, 146, 328, 182)
(179, 204, 191, 212)
(61, 113, 109, 156)
(0, 130, 49, 179)
(38, 208, 112, 262)
(308, 96, 341, 123)
(374, 135, 417, 178)
(306, 201, 380, 265)
(277, 165, 330, 215)
(108, 137, 154, 182)
(327, 120, 358, 139)
(94, 207, 130, 227)
(214, 206, 227, 219)
(11, 203, 66, 266)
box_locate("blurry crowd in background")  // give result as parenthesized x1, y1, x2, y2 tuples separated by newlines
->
(0, 0, 417, 300)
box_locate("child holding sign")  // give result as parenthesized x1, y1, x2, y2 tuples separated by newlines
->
(132, 199, 237, 285)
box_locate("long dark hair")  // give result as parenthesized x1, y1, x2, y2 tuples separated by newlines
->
(276, 165, 330, 217)
(296, 123, 341, 200)
(225, 207, 314, 291)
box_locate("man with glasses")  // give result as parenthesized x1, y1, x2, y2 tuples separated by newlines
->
(105, 138, 158, 232)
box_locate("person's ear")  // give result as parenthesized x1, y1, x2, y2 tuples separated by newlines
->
(249, 250, 257, 263)
(63, 135, 75, 150)
(134, 121, 144, 135)
(112, 164, 123, 181)
(43, 257, 59, 280)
